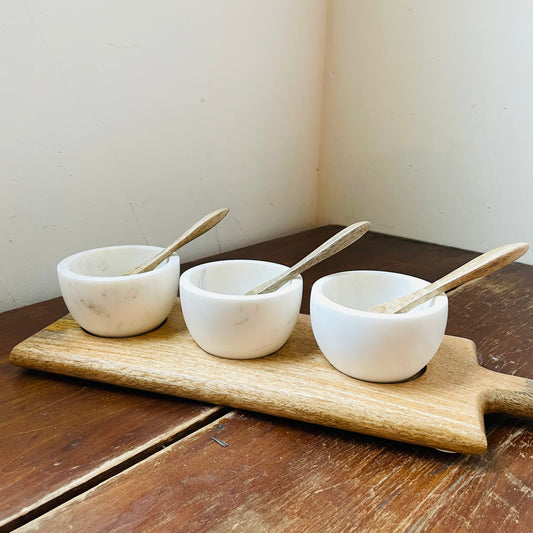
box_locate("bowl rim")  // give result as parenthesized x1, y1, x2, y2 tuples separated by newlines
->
(179, 259, 303, 301)
(311, 269, 448, 319)
(57, 244, 180, 282)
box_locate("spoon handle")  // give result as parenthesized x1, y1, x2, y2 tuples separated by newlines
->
(125, 208, 229, 275)
(371, 242, 529, 314)
(247, 221, 371, 295)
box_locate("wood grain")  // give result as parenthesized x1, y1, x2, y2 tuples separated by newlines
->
(10, 299, 533, 455)
(17, 410, 533, 533)
(0, 299, 224, 531)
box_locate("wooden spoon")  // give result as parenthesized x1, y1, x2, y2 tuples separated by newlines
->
(124, 208, 229, 275)
(246, 221, 371, 295)
(370, 242, 529, 314)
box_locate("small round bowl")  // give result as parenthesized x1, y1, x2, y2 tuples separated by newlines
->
(57, 245, 180, 337)
(179, 259, 303, 359)
(310, 270, 448, 383)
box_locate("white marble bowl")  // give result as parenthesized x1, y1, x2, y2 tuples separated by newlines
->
(179, 259, 303, 359)
(57, 245, 180, 337)
(310, 270, 448, 383)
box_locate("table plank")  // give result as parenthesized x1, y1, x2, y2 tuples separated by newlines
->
(0, 300, 225, 531)
(18, 411, 532, 533)
(446, 265, 533, 376)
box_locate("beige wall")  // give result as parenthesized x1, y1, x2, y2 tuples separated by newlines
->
(319, 0, 533, 265)
(2, 1, 531, 313)
(1, 0, 327, 311)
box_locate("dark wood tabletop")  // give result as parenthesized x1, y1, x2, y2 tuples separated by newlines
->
(1, 227, 532, 532)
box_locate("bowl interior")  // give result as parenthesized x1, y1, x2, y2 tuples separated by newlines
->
(320, 271, 438, 313)
(66, 246, 165, 277)
(186, 261, 290, 296)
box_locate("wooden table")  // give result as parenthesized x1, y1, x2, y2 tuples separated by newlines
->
(1, 227, 532, 532)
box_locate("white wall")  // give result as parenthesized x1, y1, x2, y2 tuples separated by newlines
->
(1, 0, 327, 311)
(3, 1, 532, 314)
(319, 1, 533, 265)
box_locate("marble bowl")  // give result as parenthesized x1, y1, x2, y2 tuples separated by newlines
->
(179, 259, 303, 359)
(310, 270, 448, 383)
(57, 245, 180, 337)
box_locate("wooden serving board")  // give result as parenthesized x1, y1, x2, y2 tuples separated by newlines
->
(10, 299, 533, 454)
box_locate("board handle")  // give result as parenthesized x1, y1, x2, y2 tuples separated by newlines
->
(482, 370, 533, 418)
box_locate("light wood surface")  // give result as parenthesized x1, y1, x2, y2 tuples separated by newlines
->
(124, 208, 229, 275)
(371, 242, 529, 313)
(10, 299, 533, 454)
(246, 221, 370, 294)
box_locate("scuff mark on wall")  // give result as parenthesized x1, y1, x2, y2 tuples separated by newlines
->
(199, 177, 215, 211)
(129, 201, 150, 245)
(25, 0, 80, 107)
(0, 277, 18, 307)
(107, 42, 141, 50)
(198, 177, 223, 252)
(214, 228, 223, 253)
